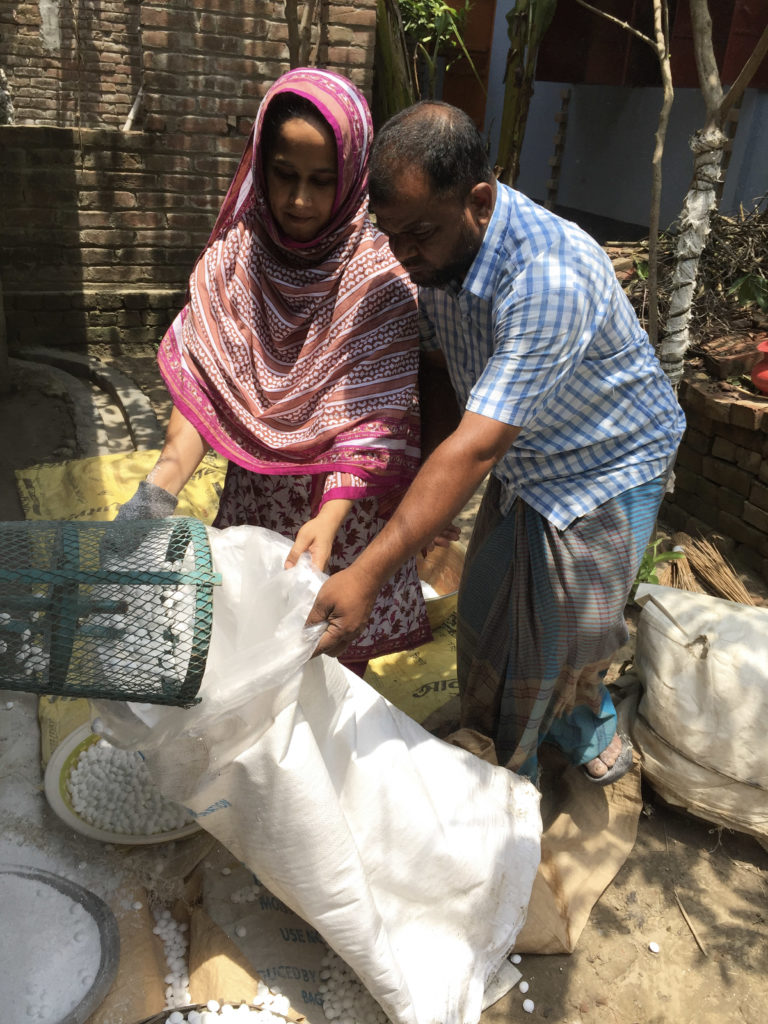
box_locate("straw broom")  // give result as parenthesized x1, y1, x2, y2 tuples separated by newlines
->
(664, 533, 705, 593)
(672, 531, 756, 605)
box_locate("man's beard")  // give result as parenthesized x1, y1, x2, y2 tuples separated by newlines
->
(410, 223, 480, 289)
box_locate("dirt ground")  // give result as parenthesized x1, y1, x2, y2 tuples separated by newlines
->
(1, 361, 767, 1024)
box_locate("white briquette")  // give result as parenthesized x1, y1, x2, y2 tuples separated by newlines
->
(649, 941, 660, 954)
(66, 739, 192, 836)
(86, 573, 197, 702)
(152, 906, 192, 1008)
(519, 980, 529, 993)
(510, 953, 522, 964)
(522, 998, 535, 1013)
(320, 948, 389, 1024)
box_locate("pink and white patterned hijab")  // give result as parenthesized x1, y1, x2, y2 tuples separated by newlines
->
(158, 68, 420, 501)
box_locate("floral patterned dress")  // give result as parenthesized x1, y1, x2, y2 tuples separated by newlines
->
(212, 464, 432, 662)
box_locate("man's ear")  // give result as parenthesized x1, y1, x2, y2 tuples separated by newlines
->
(467, 181, 494, 229)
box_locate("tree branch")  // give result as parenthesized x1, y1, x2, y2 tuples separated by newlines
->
(689, 0, 722, 120)
(574, 0, 654, 48)
(719, 24, 768, 121)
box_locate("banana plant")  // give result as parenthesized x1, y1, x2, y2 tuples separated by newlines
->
(496, 0, 557, 185)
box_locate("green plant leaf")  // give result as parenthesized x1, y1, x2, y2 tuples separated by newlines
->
(727, 273, 768, 311)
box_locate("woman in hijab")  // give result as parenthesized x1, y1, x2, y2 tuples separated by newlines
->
(117, 68, 432, 672)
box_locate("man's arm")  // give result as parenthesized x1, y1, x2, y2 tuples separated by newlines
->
(307, 410, 521, 658)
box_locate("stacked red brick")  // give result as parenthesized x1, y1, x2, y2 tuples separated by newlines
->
(0, 0, 378, 348)
(664, 373, 768, 585)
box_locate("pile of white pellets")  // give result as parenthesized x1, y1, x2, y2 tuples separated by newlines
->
(1, 571, 197, 703)
(153, 907, 192, 1008)
(319, 949, 388, 1024)
(158, 999, 291, 1022)
(152, 906, 293, 1022)
(1, 610, 46, 676)
(67, 738, 193, 836)
(87, 578, 195, 698)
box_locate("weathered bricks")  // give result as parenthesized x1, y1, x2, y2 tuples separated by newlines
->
(668, 372, 768, 584)
(2, 0, 377, 346)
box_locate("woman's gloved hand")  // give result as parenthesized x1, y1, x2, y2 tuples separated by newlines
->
(114, 480, 178, 521)
(102, 481, 179, 564)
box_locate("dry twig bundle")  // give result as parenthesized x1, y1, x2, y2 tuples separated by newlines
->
(672, 532, 755, 605)
(620, 197, 768, 345)
(666, 536, 705, 593)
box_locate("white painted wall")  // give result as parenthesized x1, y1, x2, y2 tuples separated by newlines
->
(482, 6, 768, 230)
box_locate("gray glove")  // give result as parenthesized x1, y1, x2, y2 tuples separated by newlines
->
(114, 480, 178, 521)
(102, 481, 179, 564)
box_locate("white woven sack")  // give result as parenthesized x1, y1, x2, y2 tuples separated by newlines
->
(632, 583, 768, 846)
(95, 524, 542, 1024)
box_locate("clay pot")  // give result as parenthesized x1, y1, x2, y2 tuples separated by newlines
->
(751, 337, 768, 394)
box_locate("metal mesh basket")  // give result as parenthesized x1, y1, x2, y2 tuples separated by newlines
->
(0, 518, 221, 707)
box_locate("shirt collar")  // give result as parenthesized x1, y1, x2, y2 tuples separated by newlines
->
(458, 182, 512, 300)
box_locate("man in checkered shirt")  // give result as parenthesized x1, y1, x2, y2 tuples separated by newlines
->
(307, 101, 684, 786)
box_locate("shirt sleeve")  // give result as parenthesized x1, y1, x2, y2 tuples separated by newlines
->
(466, 245, 604, 428)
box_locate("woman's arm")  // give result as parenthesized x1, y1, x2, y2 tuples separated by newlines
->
(114, 406, 209, 522)
(145, 406, 208, 496)
(284, 497, 354, 573)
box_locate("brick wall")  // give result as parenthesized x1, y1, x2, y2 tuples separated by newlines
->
(0, 0, 378, 348)
(663, 373, 768, 584)
(0, 0, 376, 130)
(1, 124, 242, 347)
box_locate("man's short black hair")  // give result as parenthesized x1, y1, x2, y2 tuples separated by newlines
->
(369, 101, 493, 207)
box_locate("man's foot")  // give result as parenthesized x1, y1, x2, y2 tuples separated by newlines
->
(580, 732, 633, 786)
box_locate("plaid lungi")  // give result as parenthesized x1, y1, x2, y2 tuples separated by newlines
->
(457, 474, 665, 775)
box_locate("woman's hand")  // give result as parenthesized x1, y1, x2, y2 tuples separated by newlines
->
(284, 498, 354, 573)
(284, 516, 336, 573)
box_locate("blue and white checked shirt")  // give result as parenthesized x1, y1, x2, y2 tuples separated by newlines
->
(419, 184, 685, 529)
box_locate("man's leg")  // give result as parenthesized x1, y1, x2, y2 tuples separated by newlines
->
(457, 474, 666, 783)
(541, 475, 668, 781)
(456, 480, 563, 781)
(543, 676, 629, 781)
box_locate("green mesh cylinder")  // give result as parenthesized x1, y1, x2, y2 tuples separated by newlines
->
(0, 518, 221, 707)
